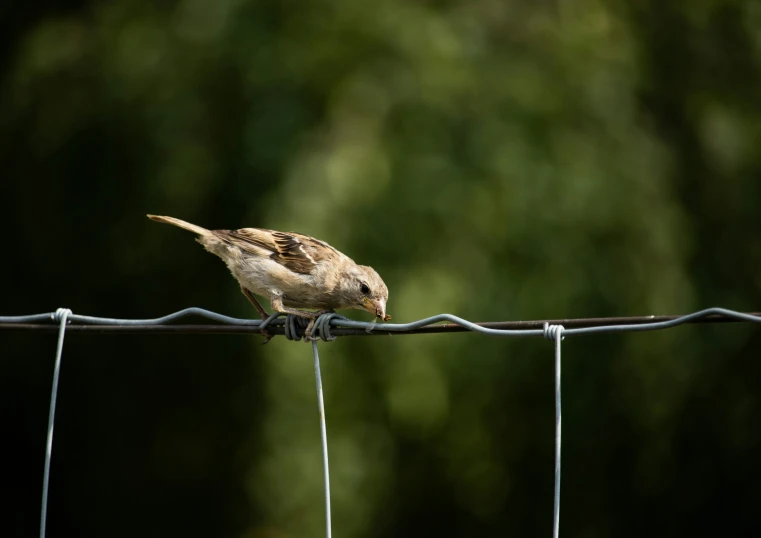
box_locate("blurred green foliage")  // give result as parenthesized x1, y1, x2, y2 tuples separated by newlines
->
(2, 0, 761, 536)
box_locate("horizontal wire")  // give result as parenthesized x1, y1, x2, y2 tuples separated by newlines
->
(1, 307, 760, 338)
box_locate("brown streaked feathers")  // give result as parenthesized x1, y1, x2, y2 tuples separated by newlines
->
(147, 214, 390, 340)
(219, 228, 339, 275)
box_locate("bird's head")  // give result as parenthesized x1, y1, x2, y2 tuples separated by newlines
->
(340, 264, 390, 321)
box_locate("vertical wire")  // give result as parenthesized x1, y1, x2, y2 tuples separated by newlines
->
(40, 309, 71, 538)
(311, 340, 332, 538)
(553, 328, 563, 538)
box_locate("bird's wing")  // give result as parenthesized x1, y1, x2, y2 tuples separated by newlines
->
(218, 228, 340, 275)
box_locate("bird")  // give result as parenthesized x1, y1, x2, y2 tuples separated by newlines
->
(147, 215, 390, 341)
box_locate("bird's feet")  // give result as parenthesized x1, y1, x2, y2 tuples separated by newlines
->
(258, 312, 284, 345)
(267, 297, 337, 341)
(260, 328, 275, 345)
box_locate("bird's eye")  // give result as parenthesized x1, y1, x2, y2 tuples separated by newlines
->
(359, 282, 370, 295)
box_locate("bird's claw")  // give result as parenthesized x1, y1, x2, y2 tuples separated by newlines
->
(303, 310, 335, 342)
(260, 329, 275, 345)
(259, 312, 284, 344)
(304, 318, 317, 342)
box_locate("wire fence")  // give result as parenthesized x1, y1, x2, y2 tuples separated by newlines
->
(3, 306, 761, 538)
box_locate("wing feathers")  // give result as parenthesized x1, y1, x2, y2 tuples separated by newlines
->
(148, 215, 342, 276)
(217, 228, 339, 275)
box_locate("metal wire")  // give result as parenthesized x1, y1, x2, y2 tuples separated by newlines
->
(2, 307, 760, 337)
(4, 306, 761, 538)
(312, 341, 332, 538)
(40, 308, 71, 538)
(544, 324, 565, 538)
(554, 331, 562, 538)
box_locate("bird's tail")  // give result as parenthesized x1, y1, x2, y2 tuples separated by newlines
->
(147, 214, 211, 236)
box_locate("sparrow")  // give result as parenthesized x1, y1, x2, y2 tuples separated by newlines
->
(147, 215, 390, 340)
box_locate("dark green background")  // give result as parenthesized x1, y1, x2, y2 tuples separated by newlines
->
(2, 0, 761, 536)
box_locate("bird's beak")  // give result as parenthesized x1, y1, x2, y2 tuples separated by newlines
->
(364, 297, 390, 321)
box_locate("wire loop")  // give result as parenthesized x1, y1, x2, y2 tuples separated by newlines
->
(51, 308, 72, 323)
(312, 312, 346, 342)
(543, 322, 565, 342)
(283, 314, 305, 341)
